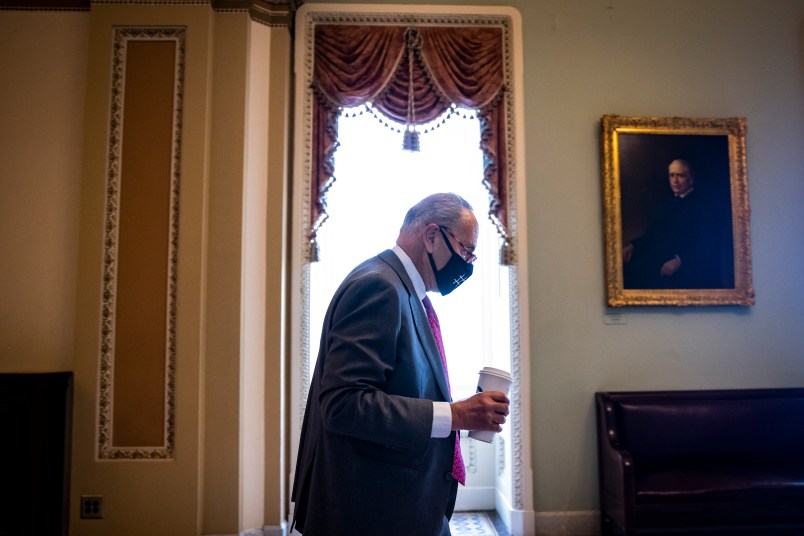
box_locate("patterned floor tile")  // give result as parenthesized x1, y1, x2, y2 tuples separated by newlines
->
(449, 511, 498, 536)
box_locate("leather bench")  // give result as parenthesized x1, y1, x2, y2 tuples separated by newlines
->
(595, 388, 804, 535)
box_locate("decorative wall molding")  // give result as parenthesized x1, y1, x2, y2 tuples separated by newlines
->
(0, 0, 297, 27)
(98, 26, 185, 460)
(211, 0, 297, 27)
(0, 0, 89, 11)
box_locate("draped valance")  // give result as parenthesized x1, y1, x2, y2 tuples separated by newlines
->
(309, 23, 511, 263)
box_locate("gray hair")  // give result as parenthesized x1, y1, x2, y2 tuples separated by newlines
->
(400, 192, 474, 233)
(670, 159, 695, 178)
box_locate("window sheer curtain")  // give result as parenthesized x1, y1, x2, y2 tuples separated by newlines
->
(308, 24, 511, 263)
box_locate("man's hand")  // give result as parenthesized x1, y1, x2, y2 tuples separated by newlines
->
(622, 243, 634, 263)
(450, 391, 510, 432)
(660, 255, 681, 277)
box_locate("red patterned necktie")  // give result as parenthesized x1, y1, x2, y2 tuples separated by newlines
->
(422, 295, 466, 485)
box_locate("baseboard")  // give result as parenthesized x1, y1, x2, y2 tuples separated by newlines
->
(258, 525, 286, 536)
(205, 522, 286, 536)
(495, 490, 535, 536)
(454, 486, 497, 511)
(494, 489, 597, 536)
(534, 510, 599, 536)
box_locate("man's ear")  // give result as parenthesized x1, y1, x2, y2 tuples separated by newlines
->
(423, 223, 438, 253)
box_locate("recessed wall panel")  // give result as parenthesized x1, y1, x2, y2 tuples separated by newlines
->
(99, 28, 185, 459)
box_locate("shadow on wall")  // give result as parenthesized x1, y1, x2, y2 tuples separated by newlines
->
(800, 22, 804, 80)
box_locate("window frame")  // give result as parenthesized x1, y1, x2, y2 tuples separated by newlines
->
(288, 4, 534, 531)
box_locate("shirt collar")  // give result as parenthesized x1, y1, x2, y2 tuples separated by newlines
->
(676, 187, 694, 199)
(392, 244, 426, 301)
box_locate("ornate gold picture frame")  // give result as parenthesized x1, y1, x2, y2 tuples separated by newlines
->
(602, 115, 754, 306)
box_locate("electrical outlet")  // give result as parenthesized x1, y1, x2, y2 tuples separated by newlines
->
(80, 496, 104, 519)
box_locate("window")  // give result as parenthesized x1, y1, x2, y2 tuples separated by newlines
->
(310, 105, 511, 400)
(290, 5, 533, 526)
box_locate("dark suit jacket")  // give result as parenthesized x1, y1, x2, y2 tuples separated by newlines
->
(624, 190, 723, 289)
(291, 250, 459, 536)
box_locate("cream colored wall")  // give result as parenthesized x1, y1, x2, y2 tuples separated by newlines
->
(71, 5, 213, 536)
(203, 11, 250, 533)
(0, 11, 88, 372)
(263, 22, 292, 527)
(2, 0, 804, 533)
(1, 4, 289, 535)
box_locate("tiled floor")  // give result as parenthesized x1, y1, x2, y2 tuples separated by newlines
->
(450, 511, 509, 536)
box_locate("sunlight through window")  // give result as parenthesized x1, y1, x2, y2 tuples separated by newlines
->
(310, 105, 511, 400)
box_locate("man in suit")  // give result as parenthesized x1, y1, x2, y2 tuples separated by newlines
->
(291, 193, 510, 536)
(622, 159, 722, 289)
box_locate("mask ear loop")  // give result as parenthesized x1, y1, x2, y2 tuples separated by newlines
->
(427, 226, 451, 283)
(438, 227, 459, 256)
(428, 227, 461, 283)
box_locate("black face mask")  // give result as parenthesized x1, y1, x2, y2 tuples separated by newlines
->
(427, 227, 474, 296)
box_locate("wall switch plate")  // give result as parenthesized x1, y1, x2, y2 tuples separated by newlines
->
(80, 496, 104, 519)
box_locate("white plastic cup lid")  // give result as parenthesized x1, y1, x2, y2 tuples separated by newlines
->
(478, 366, 512, 380)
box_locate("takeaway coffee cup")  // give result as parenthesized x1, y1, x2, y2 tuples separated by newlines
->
(468, 367, 513, 443)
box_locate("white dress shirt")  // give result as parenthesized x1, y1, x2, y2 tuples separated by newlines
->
(392, 245, 453, 438)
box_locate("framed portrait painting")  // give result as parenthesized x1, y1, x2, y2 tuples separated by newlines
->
(601, 115, 754, 306)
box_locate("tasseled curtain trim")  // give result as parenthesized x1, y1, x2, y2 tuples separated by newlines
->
(308, 24, 511, 262)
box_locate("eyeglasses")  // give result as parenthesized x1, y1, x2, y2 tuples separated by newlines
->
(440, 226, 477, 264)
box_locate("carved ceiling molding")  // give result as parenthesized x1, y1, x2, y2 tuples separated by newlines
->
(0, 0, 301, 27)
(211, 0, 298, 27)
(0, 0, 90, 10)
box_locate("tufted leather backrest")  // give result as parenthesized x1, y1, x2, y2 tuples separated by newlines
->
(599, 389, 804, 467)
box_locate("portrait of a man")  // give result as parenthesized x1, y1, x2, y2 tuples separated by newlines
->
(601, 115, 753, 307)
(618, 134, 735, 290)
